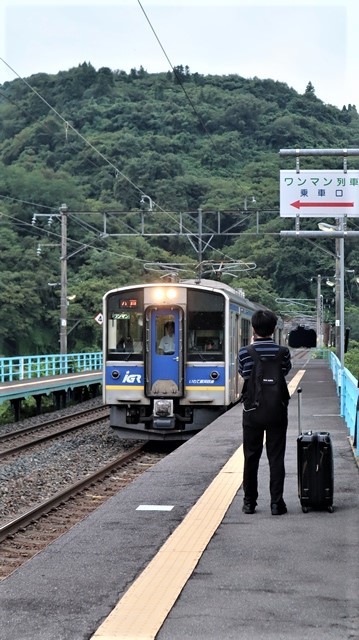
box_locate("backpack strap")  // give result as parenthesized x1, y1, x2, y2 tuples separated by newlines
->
(246, 344, 260, 362)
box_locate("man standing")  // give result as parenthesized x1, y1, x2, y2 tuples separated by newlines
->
(238, 310, 292, 516)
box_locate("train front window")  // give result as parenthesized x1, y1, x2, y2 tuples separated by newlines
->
(156, 315, 175, 355)
(187, 289, 224, 361)
(107, 290, 144, 360)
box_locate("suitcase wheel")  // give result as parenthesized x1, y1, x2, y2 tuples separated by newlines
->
(327, 506, 334, 513)
(302, 506, 309, 513)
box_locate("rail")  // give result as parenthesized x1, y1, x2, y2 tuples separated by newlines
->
(329, 351, 359, 456)
(0, 352, 103, 382)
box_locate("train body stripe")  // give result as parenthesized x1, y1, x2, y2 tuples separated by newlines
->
(106, 385, 226, 392)
(185, 386, 225, 391)
(106, 385, 144, 391)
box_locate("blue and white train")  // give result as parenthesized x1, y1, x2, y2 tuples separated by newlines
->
(103, 279, 283, 441)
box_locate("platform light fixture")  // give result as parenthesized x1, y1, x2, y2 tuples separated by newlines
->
(140, 195, 154, 211)
(243, 195, 256, 211)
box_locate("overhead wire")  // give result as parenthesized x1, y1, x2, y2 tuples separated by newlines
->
(0, 209, 157, 265)
(136, 0, 221, 156)
(133, 5, 359, 296)
(133, 1, 273, 288)
(0, 193, 53, 210)
(0, 57, 256, 274)
(0, 58, 256, 272)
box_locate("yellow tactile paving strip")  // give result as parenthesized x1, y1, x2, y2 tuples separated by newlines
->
(288, 370, 306, 397)
(91, 369, 305, 640)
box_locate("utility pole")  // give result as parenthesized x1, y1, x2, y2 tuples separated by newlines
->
(59, 203, 68, 355)
(197, 208, 203, 279)
(337, 217, 345, 366)
(316, 275, 323, 348)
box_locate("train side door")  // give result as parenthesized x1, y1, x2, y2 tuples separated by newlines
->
(233, 313, 241, 399)
(146, 308, 183, 396)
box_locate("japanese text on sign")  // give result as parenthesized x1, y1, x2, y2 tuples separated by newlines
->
(280, 170, 359, 217)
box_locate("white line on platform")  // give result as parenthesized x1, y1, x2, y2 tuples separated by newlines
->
(136, 505, 174, 511)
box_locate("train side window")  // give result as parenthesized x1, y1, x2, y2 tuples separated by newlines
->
(241, 318, 251, 347)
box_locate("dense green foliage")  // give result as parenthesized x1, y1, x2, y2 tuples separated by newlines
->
(0, 63, 358, 359)
(344, 340, 359, 380)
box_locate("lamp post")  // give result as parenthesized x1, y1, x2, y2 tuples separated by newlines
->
(318, 219, 345, 368)
(243, 195, 259, 233)
(316, 275, 323, 348)
(312, 275, 338, 349)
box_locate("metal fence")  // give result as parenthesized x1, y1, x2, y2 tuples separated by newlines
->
(329, 351, 359, 456)
(0, 352, 103, 382)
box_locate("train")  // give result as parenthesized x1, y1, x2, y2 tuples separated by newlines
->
(102, 279, 284, 441)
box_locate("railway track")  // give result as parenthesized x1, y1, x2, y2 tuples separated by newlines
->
(290, 347, 314, 366)
(0, 349, 313, 580)
(0, 406, 109, 458)
(0, 443, 167, 580)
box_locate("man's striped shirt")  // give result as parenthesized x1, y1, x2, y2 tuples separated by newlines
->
(238, 338, 292, 380)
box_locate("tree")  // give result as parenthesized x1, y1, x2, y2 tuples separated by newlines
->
(0, 68, 358, 355)
(304, 81, 316, 97)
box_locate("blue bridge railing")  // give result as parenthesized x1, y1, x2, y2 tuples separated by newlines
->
(0, 352, 103, 382)
(329, 351, 359, 457)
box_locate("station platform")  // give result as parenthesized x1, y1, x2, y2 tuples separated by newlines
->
(0, 371, 102, 402)
(0, 359, 358, 640)
(0, 371, 102, 419)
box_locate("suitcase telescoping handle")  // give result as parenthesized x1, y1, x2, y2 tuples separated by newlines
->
(297, 387, 302, 435)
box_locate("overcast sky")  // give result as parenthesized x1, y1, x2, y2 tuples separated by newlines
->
(0, 0, 358, 109)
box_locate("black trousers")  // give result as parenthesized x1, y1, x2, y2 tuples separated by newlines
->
(242, 409, 288, 505)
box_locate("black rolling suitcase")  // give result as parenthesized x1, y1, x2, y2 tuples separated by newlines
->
(297, 388, 334, 513)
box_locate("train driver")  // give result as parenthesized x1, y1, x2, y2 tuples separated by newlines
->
(158, 321, 175, 354)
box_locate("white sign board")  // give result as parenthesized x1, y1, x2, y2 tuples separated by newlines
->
(94, 312, 103, 325)
(280, 170, 359, 217)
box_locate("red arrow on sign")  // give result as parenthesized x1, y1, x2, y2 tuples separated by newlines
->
(291, 200, 354, 209)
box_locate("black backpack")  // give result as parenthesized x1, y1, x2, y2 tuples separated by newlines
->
(242, 345, 290, 425)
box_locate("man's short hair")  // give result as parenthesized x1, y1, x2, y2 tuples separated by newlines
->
(251, 310, 277, 337)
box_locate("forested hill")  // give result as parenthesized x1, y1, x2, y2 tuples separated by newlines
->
(0, 63, 358, 355)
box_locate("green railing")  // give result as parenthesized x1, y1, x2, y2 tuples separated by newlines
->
(0, 353, 103, 382)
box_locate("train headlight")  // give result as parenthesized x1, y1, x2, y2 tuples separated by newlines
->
(210, 371, 219, 380)
(167, 288, 177, 300)
(153, 287, 178, 303)
(145, 286, 185, 305)
(153, 288, 164, 302)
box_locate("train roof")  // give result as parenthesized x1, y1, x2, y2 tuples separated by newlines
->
(180, 278, 245, 296)
(180, 278, 260, 308)
(103, 279, 277, 316)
